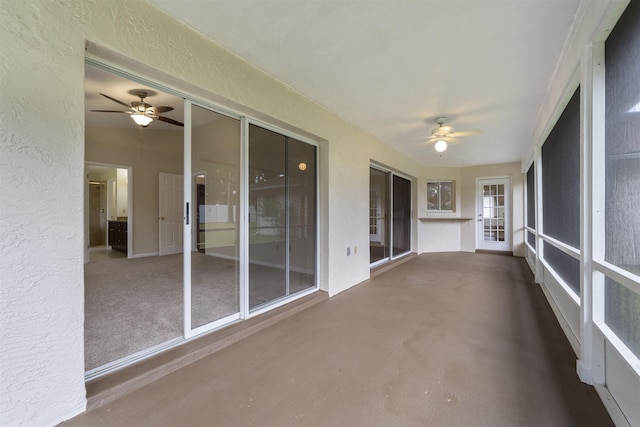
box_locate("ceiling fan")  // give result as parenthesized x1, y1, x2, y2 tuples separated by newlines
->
(427, 117, 479, 152)
(91, 91, 184, 127)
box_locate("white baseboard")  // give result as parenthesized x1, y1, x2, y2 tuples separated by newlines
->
(539, 280, 581, 356)
(46, 402, 86, 427)
(594, 384, 631, 427)
(130, 252, 159, 258)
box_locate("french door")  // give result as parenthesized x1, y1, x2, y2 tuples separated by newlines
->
(476, 177, 511, 252)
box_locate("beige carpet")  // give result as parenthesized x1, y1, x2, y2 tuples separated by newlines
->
(84, 252, 314, 371)
(71, 252, 612, 426)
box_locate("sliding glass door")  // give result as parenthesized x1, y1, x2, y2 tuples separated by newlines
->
(370, 167, 390, 264)
(186, 102, 241, 336)
(370, 166, 412, 266)
(248, 123, 317, 311)
(85, 62, 318, 376)
(393, 175, 411, 256)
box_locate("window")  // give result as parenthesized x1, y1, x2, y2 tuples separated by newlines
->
(541, 87, 581, 295)
(603, 0, 640, 359)
(526, 163, 536, 249)
(427, 180, 455, 211)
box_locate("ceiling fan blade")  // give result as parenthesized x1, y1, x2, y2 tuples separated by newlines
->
(90, 109, 128, 113)
(452, 130, 481, 137)
(157, 115, 184, 127)
(428, 135, 455, 142)
(99, 93, 132, 109)
(149, 106, 174, 114)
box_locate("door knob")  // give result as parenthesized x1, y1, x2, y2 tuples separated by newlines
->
(160, 216, 165, 220)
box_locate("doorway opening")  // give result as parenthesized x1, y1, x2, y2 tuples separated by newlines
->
(86, 164, 130, 262)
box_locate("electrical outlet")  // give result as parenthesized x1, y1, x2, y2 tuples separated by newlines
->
(354, 246, 358, 254)
(347, 247, 351, 256)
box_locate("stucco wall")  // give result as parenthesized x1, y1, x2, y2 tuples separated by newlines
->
(0, 1, 88, 425)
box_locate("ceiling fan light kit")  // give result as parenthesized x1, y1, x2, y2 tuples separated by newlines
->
(427, 116, 478, 153)
(91, 90, 184, 128)
(434, 139, 448, 152)
(131, 113, 153, 127)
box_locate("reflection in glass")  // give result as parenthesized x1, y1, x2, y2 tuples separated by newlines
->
(288, 138, 317, 295)
(427, 180, 454, 211)
(191, 105, 240, 328)
(249, 125, 286, 309)
(393, 175, 411, 255)
(248, 124, 316, 310)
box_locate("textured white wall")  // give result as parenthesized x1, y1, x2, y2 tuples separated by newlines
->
(0, 1, 87, 425)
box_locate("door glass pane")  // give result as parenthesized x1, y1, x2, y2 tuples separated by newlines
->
(370, 167, 390, 264)
(249, 124, 287, 310)
(392, 175, 411, 256)
(191, 105, 240, 328)
(483, 187, 506, 241)
(288, 138, 316, 295)
(84, 63, 185, 372)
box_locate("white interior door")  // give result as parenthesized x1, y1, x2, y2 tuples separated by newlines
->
(159, 172, 184, 256)
(477, 178, 511, 252)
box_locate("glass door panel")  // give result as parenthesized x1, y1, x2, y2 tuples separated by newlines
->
(370, 167, 390, 264)
(248, 124, 287, 310)
(190, 104, 241, 329)
(288, 138, 317, 295)
(477, 178, 510, 251)
(392, 175, 411, 256)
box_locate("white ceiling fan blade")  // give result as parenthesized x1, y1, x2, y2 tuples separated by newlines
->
(452, 130, 481, 137)
(428, 135, 455, 142)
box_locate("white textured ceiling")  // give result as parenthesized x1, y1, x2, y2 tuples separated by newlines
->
(136, 1, 587, 166)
